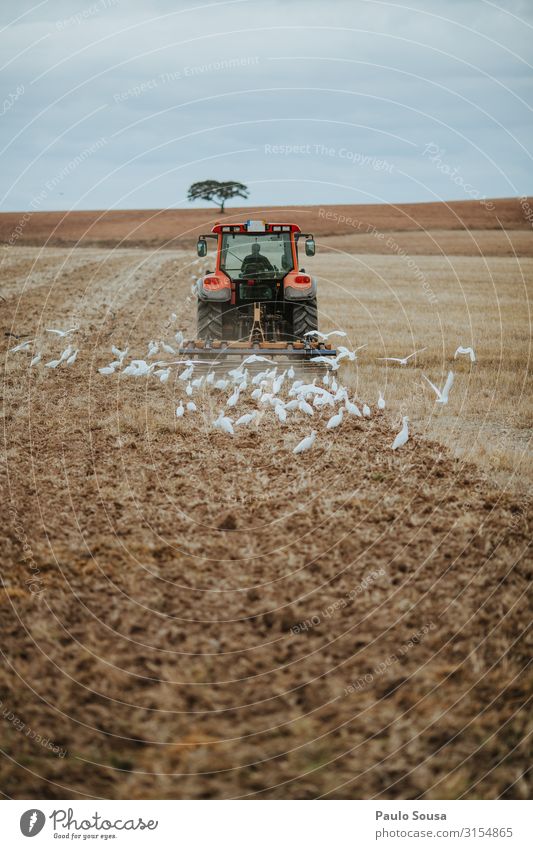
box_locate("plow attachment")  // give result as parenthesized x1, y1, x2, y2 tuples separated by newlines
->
(178, 339, 337, 363)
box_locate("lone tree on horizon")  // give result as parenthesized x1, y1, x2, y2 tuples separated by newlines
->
(187, 180, 249, 213)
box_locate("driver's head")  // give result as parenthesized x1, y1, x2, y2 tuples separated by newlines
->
(251, 243, 261, 256)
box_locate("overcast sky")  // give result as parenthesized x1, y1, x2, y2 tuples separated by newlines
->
(1, 0, 532, 211)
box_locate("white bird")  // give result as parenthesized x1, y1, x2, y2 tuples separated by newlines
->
(191, 376, 204, 389)
(179, 365, 194, 381)
(99, 365, 115, 375)
(345, 399, 362, 417)
(392, 416, 409, 450)
(170, 313, 177, 322)
(310, 355, 339, 369)
(377, 347, 427, 366)
(422, 371, 454, 405)
(206, 371, 215, 385)
(289, 381, 317, 397)
(454, 345, 476, 363)
(293, 430, 317, 454)
(30, 353, 42, 366)
(226, 387, 241, 407)
(362, 404, 371, 418)
(58, 345, 74, 364)
(175, 402, 184, 417)
(111, 345, 128, 362)
(46, 326, 78, 337)
(123, 359, 152, 377)
(242, 355, 274, 365)
(378, 392, 385, 410)
(147, 340, 159, 358)
(185, 382, 193, 396)
(175, 331, 184, 347)
(251, 370, 268, 385)
(66, 349, 78, 366)
(186, 401, 197, 412)
(304, 330, 347, 340)
(251, 387, 262, 401)
(158, 368, 170, 383)
(275, 403, 287, 423)
(284, 399, 299, 411)
(214, 411, 234, 435)
(323, 372, 330, 386)
(10, 339, 33, 353)
(235, 411, 256, 426)
(272, 371, 286, 395)
(326, 408, 344, 429)
(287, 366, 295, 379)
(215, 378, 229, 391)
(45, 359, 61, 369)
(336, 344, 367, 363)
(314, 393, 334, 409)
(298, 398, 314, 416)
(161, 341, 176, 355)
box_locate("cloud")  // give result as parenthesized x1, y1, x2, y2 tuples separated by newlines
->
(1, 0, 532, 210)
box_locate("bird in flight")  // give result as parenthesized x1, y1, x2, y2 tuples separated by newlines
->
(454, 345, 476, 362)
(422, 371, 454, 404)
(304, 330, 347, 340)
(10, 339, 33, 352)
(46, 326, 78, 337)
(377, 347, 427, 365)
(242, 354, 275, 365)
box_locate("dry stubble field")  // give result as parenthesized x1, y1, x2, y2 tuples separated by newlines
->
(1, 208, 532, 799)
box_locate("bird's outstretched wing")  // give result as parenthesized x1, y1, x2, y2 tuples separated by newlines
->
(422, 373, 442, 399)
(455, 345, 476, 362)
(325, 331, 347, 339)
(405, 347, 427, 361)
(442, 370, 454, 398)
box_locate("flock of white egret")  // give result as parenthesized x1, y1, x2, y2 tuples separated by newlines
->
(9, 325, 476, 455)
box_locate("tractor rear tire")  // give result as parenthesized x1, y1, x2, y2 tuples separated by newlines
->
(197, 301, 224, 340)
(291, 298, 318, 340)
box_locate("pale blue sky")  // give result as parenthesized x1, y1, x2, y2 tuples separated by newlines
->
(1, 0, 532, 211)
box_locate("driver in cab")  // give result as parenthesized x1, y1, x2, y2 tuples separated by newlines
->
(241, 242, 273, 274)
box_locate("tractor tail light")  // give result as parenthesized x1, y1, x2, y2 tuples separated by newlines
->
(203, 276, 226, 289)
(294, 275, 311, 284)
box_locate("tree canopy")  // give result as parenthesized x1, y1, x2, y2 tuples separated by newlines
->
(187, 180, 249, 213)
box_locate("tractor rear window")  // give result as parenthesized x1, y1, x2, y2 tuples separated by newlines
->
(220, 233, 294, 280)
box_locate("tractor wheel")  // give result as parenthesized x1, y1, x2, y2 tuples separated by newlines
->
(197, 301, 224, 340)
(291, 298, 318, 340)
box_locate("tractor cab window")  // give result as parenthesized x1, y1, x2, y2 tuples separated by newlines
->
(220, 233, 294, 281)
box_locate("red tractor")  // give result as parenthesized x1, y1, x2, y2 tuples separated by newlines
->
(195, 218, 323, 343)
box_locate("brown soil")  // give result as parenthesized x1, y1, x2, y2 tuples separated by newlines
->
(0, 242, 531, 800)
(1, 197, 532, 253)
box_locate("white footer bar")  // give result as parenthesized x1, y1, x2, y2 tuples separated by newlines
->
(3, 799, 532, 848)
